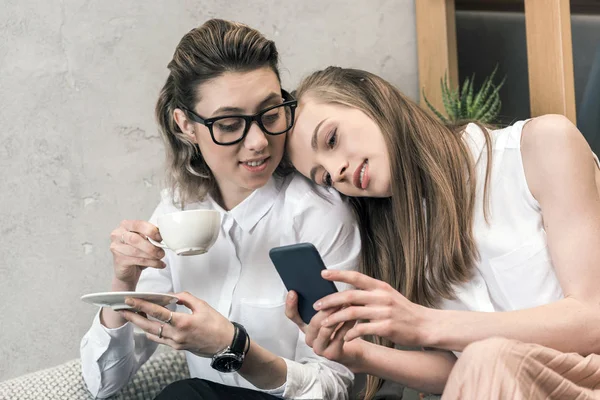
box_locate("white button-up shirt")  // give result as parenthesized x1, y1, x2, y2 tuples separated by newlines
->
(80, 173, 361, 399)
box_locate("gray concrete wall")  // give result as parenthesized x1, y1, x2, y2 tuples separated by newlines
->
(0, 0, 418, 381)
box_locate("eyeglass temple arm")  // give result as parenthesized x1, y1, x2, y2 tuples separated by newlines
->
(184, 108, 206, 124)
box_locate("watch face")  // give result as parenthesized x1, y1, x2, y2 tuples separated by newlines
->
(212, 353, 243, 373)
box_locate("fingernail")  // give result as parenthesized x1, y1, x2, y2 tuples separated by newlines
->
(288, 292, 296, 301)
(314, 301, 322, 310)
(322, 270, 331, 277)
(125, 298, 134, 306)
(343, 335, 348, 341)
(322, 318, 329, 326)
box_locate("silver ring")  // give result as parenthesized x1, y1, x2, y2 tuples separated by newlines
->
(120, 231, 126, 244)
(165, 312, 173, 325)
(158, 324, 164, 339)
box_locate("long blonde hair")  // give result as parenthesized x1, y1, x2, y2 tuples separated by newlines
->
(155, 19, 286, 207)
(294, 67, 492, 398)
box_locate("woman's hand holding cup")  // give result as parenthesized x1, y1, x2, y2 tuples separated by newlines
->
(108, 210, 220, 292)
(101, 220, 166, 329)
(109, 220, 166, 291)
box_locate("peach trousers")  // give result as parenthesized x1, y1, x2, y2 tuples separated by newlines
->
(442, 337, 600, 400)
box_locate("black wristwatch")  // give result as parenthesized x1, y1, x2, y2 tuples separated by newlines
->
(210, 322, 250, 373)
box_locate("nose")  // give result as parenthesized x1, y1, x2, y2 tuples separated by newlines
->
(243, 121, 268, 152)
(325, 158, 349, 183)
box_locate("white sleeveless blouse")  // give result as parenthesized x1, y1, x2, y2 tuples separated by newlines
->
(439, 121, 599, 313)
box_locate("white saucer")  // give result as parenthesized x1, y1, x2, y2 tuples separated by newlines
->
(81, 291, 179, 311)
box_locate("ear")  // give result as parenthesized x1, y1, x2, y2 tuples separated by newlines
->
(173, 108, 198, 144)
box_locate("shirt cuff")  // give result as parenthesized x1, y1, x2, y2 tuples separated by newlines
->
(80, 309, 136, 397)
(89, 308, 135, 350)
(279, 358, 323, 399)
(260, 380, 286, 397)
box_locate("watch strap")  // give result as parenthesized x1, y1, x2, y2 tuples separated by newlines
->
(230, 322, 247, 355)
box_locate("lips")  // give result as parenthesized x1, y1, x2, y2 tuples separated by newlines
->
(240, 156, 270, 173)
(240, 156, 269, 165)
(352, 160, 368, 189)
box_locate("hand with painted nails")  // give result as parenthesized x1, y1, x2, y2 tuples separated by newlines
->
(120, 291, 235, 358)
(285, 290, 367, 372)
(314, 270, 430, 347)
(109, 219, 166, 291)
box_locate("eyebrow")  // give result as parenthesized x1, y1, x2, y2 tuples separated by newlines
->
(311, 119, 327, 151)
(309, 119, 327, 183)
(211, 92, 281, 116)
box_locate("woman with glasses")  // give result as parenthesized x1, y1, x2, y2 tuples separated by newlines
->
(80, 20, 361, 400)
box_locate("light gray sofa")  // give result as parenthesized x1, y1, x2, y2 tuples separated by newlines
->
(0, 350, 187, 400)
(0, 349, 440, 399)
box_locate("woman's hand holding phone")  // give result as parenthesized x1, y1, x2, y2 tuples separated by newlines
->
(285, 290, 367, 372)
(272, 243, 368, 371)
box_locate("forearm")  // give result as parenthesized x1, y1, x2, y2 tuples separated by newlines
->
(101, 277, 137, 329)
(238, 340, 287, 390)
(427, 297, 600, 354)
(240, 340, 354, 398)
(356, 341, 456, 395)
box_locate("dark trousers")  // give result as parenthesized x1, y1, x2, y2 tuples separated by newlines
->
(154, 378, 281, 400)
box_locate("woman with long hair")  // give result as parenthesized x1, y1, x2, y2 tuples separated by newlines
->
(285, 66, 600, 399)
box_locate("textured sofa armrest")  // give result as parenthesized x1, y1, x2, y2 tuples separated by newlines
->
(0, 349, 189, 400)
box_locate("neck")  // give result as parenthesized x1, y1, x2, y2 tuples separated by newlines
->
(213, 180, 257, 211)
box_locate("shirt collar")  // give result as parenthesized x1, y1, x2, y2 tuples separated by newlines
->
(462, 122, 488, 157)
(208, 176, 283, 232)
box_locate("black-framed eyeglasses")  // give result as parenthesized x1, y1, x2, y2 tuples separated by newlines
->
(182, 90, 298, 146)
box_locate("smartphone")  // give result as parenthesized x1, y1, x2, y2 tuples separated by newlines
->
(269, 242, 338, 324)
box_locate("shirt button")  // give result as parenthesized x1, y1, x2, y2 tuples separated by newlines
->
(475, 281, 483, 289)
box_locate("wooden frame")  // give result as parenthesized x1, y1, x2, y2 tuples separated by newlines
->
(415, 0, 577, 123)
(456, 0, 600, 14)
(415, 0, 459, 113)
(524, 0, 576, 122)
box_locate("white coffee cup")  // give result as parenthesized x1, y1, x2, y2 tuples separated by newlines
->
(147, 209, 221, 256)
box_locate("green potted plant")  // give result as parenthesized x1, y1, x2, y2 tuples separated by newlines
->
(423, 66, 506, 124)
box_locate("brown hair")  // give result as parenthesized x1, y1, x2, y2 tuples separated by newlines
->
(155, 19, 284, 206)
(294, 67, 492, 398)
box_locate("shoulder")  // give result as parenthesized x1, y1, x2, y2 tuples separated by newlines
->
(278, 174, 358, 239)
(155, 188, 208, 214)
(461, 122, 496, 158)
(520, 114, 593, 200)
(280, 175, 360, 264)
(521, 114, 588, 166)
(153, 189, 178, 212)
(281, 173, 354, 219)
(156, 188, 185, 211)
(521, 114, 581, 150)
